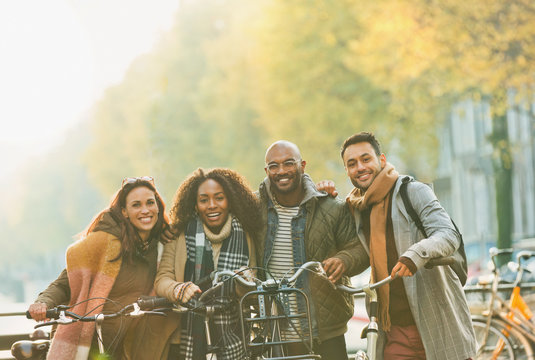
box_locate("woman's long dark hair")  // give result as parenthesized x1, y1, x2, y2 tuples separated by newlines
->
(84, 179, 169, 262)
(170, 168, 261, 240)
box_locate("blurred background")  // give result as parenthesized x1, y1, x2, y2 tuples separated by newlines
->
(0, 0, 534, 321)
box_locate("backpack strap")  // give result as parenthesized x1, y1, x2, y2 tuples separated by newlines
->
(399, 176, 468, 285)
(400, 177, 428, 238)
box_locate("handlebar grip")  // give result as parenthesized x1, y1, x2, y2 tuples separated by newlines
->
(489, 247, 514, 258)
(424, 257, 455, 269)
(137, 296, 173, 310)
(516, 250, 535, 261)
(177, 299, 200, 310)
(26, 309, 60, 320)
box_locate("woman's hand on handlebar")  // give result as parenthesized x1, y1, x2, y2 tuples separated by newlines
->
(28, 302, 48, 322)
(322, 257, 346, 283)
(174, 282, 202, 304)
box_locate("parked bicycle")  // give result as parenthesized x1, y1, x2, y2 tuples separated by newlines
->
(11, 296, 172, 360)
(468, 247, 535, 360)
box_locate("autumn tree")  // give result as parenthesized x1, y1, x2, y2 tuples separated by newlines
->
(85, 0, 266, 199)
(427, 0, 535, 252)
(84, 0, 535, 250)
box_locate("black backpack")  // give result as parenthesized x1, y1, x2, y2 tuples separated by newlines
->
(399, 177, 468, 286)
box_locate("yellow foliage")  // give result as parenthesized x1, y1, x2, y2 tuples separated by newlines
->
(82, 0, 535, 193)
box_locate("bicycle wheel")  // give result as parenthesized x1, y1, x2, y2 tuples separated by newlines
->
(486, 317, 534, 360)
(472, 318, 515, 360)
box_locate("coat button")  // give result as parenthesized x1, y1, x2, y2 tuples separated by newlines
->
(422, 251, 427, 256)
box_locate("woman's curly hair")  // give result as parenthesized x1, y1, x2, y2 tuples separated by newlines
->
(170, 168, 261, 239)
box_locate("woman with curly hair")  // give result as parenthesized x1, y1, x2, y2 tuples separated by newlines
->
(155, 168, 261, 360)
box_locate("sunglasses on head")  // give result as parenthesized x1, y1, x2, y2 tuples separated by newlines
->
(121, 176, 155, 188)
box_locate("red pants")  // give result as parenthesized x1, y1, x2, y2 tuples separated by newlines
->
(384, 325, 426, 360)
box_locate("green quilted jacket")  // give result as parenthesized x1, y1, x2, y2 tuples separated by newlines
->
(256, 174, 369, 342)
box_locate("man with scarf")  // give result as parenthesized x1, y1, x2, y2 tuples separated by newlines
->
(340, 132, 476, 360)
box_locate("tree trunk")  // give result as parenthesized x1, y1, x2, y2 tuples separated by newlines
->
(490, 109, 514, 266)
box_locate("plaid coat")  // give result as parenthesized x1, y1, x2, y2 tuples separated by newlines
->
(350, 176, 477, 360)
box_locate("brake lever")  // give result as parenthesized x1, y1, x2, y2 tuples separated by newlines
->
(153, 307, 174, 312)
(35, 321, 58, 329)
(128, 302, 169, 317)
(35, 311, 76, 328)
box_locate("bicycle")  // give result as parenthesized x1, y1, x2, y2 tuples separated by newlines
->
(168, 284, 244, 360)
(335, 257, 457, 360)
(467, 247, 535, 360)
(11, 296, 172, 360)
(211, 261, 324, 359)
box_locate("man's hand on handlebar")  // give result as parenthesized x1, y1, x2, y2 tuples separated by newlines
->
(322, 257, 346, 283)
(28, 302, 49, 322)
(391, 261, 413, 278)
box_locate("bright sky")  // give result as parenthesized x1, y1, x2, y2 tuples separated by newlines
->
(0, 0, 180, 176)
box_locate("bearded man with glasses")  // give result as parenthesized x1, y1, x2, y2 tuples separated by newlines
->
(256, 140, 369, 360)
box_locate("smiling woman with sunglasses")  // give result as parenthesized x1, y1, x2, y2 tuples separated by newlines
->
(27, 176, 176, 360)
(155, 168, 261, 360)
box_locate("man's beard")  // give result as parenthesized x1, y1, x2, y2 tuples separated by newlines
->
(352, 166, 382, 191)
(271, 171, 301, 194)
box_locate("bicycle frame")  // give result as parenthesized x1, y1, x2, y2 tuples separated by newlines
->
(212, 261, 323, 359)
(476, 248, 535, 359)
(171, 300, 230, 360)
(337, 256, 456, 360)
(338, 275, 395, 360)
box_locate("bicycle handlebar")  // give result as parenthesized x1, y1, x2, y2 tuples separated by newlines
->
(136, 296, 173, 310)
(212, 261, 323, 289)
(488, 248, 535, 274)
(516, 250, 535, 264)
(26, 308, 65, 320)
(424, 256, 455, 268)
(336, 275, 396, 295)
(489, 247, 514, 259)
(211, 258, 456, 296)
(28, 296, 171, 328)
(284, 261, 324, 283)
(337, 256, 457, 294)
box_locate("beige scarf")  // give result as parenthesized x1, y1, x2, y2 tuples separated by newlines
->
(202, 214, 233, 268)
(347, 162, 398, 331)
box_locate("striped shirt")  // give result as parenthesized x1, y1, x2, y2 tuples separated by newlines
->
(267, 203, 304, 340)
(268, 203, 298, 278)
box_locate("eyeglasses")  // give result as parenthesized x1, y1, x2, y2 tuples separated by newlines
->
(265, 159, 301, 174)
(121, 176, 155, 188)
